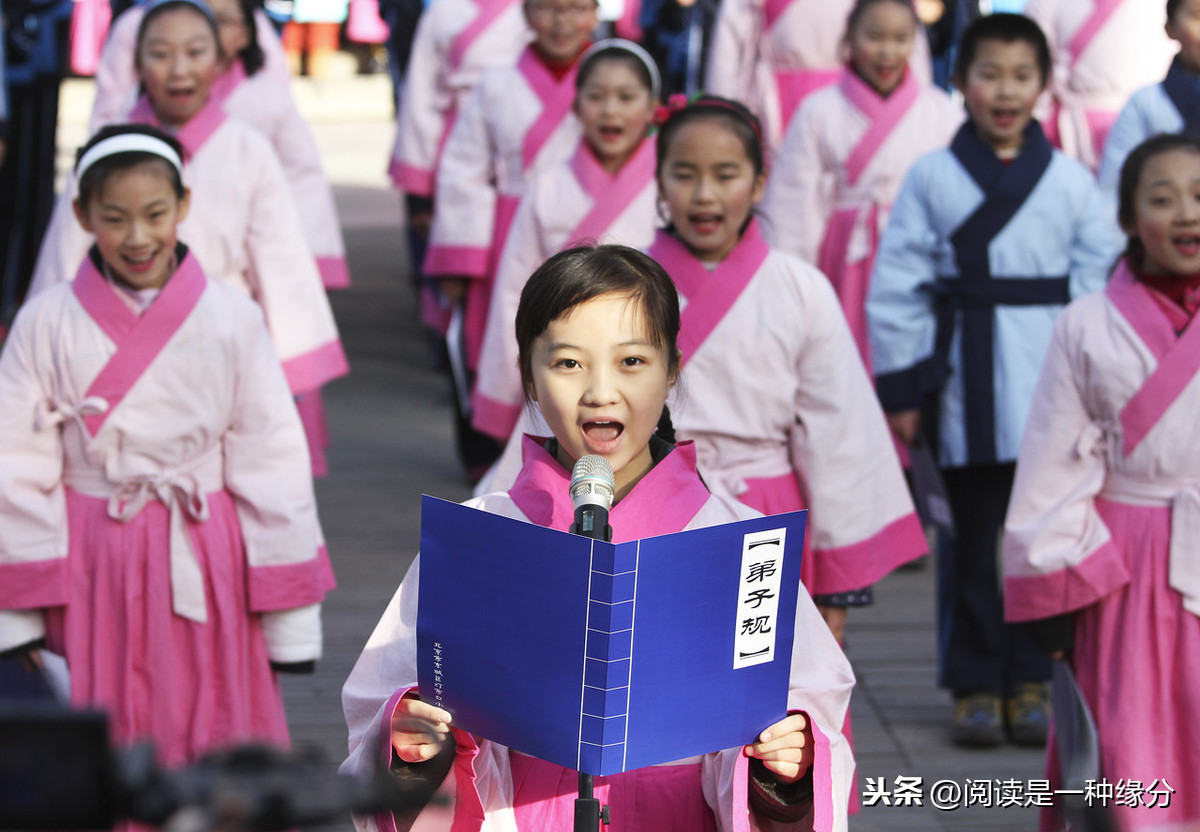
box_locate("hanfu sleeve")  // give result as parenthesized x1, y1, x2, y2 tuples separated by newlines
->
(470, 184, 547, 440)
(258, 85, 350, 288)
(866, 159, 945, 413)
(341, 558, 420, 783)
(700, 589, 855, 831)
(1002, 304, 1129, 623)
(424, 78, 499, 279)
(222, 293, 332, 661)
(0, 301, 68, 651)
(240, 131, 349, 395)
(786, 262, 926, 595)
(760, 99, 834, 264)
(389, 6, 450, 196)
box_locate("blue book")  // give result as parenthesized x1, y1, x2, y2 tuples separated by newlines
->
(416, 496, 806, 776)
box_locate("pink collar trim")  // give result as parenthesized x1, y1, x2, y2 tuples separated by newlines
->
(1105, 258, 1176, 363)
(1108, 258, 1200, 456)
(518, 46, 580, 171)
(507, 436, 711, 542)
(449, 0, 519, 71)
(647, 219, 770, 366)
(840, 66, 920, 185)
(210, 59, 248, 107)
(130, 93, 227, 158)
(72, 250, 208, 436)
(568, 135, 655, 197)
(1068, 0, 1122, 63)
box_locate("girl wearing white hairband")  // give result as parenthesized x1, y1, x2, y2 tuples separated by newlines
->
(29, 0, 348, 478)
(420, 0, 598, 482)
(0, 124, 333, 771)
(471, 40, 662, 445)
(89, 0, 352, 290)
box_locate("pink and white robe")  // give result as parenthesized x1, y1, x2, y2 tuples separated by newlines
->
(387, 0, 531, 197)
(1003, 259, 1200, 831)
(210, 61, 351, 288)
(469, 138, 659, 440)
(30, 97, 349, 475)
(424, 45, 584, 368)
(704, 0, 931, 152)
(1025, 0, 1176, 172)
(0, 250, 333, 768)
(761, 68, 961, 373)
(649, 220, 926, 596)
(88, 4, 290, 134)
(340, 436, 855, 832)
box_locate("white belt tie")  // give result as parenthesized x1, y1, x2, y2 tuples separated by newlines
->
(1100, 475, 1200, 618)
(67, 444, 223, 624)
(34, 395, 109, 432)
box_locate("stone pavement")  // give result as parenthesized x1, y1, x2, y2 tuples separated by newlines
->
(55, 73, 1049, 831)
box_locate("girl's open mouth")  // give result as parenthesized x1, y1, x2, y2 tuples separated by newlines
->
(1173, 234, 1200, 257)
(122, 250, 159, 273)
(583, 420, 623, 446)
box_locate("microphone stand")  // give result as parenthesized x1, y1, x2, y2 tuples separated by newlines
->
(570, 502, 612, 832)
(568, 456, 615, 832)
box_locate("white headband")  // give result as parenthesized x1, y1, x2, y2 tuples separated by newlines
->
(580, 38, 662, 100)
(76, 134, 185, 182)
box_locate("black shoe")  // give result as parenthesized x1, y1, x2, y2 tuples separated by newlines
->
(1006, 682, 1050, 746)
(952, 692, 1004, 747)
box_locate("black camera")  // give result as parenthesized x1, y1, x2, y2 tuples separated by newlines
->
(0, 702, 429, 831)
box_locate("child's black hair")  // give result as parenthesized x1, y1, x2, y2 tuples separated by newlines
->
(654, 94, 765, 177)
(75, 124, 187, 208)
(232, 0, 265, 76)
(954, 13, 1051, 87)
(1117, 132, 1200, 262)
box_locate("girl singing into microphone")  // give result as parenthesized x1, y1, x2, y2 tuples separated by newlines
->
(341, 244, 856, 831)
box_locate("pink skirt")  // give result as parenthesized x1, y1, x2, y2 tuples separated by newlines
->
(1041, 497, 1200, 830)
(45, 489, 289, 768)
(508, 753, 717, 831)
(816, 206, 879, 376)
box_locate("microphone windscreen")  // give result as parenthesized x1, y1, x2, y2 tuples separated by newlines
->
(569, 455, 615, 511)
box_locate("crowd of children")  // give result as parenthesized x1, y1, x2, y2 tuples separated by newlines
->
(3, 0, 1200, 829)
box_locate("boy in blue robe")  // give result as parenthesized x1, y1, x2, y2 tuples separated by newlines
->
(866, 12, 1119, 748)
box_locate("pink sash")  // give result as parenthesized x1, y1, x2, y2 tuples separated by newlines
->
(518, 48, 581, 171)
(562, 138, 656, 247)
(71, 252, 208, 438)
(129, 94, 228, 159)
(647, 219, 771, 367)
(840, 67, 920, 186)
(449, 0, 517, 71)
(1067, 0, 1123, 64)
(1105, 261, 1200, 456)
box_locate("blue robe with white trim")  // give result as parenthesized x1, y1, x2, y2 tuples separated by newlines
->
(867, 121, 1120, 469)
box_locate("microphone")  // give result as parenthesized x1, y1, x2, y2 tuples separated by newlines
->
(568, 455, 614, 542)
